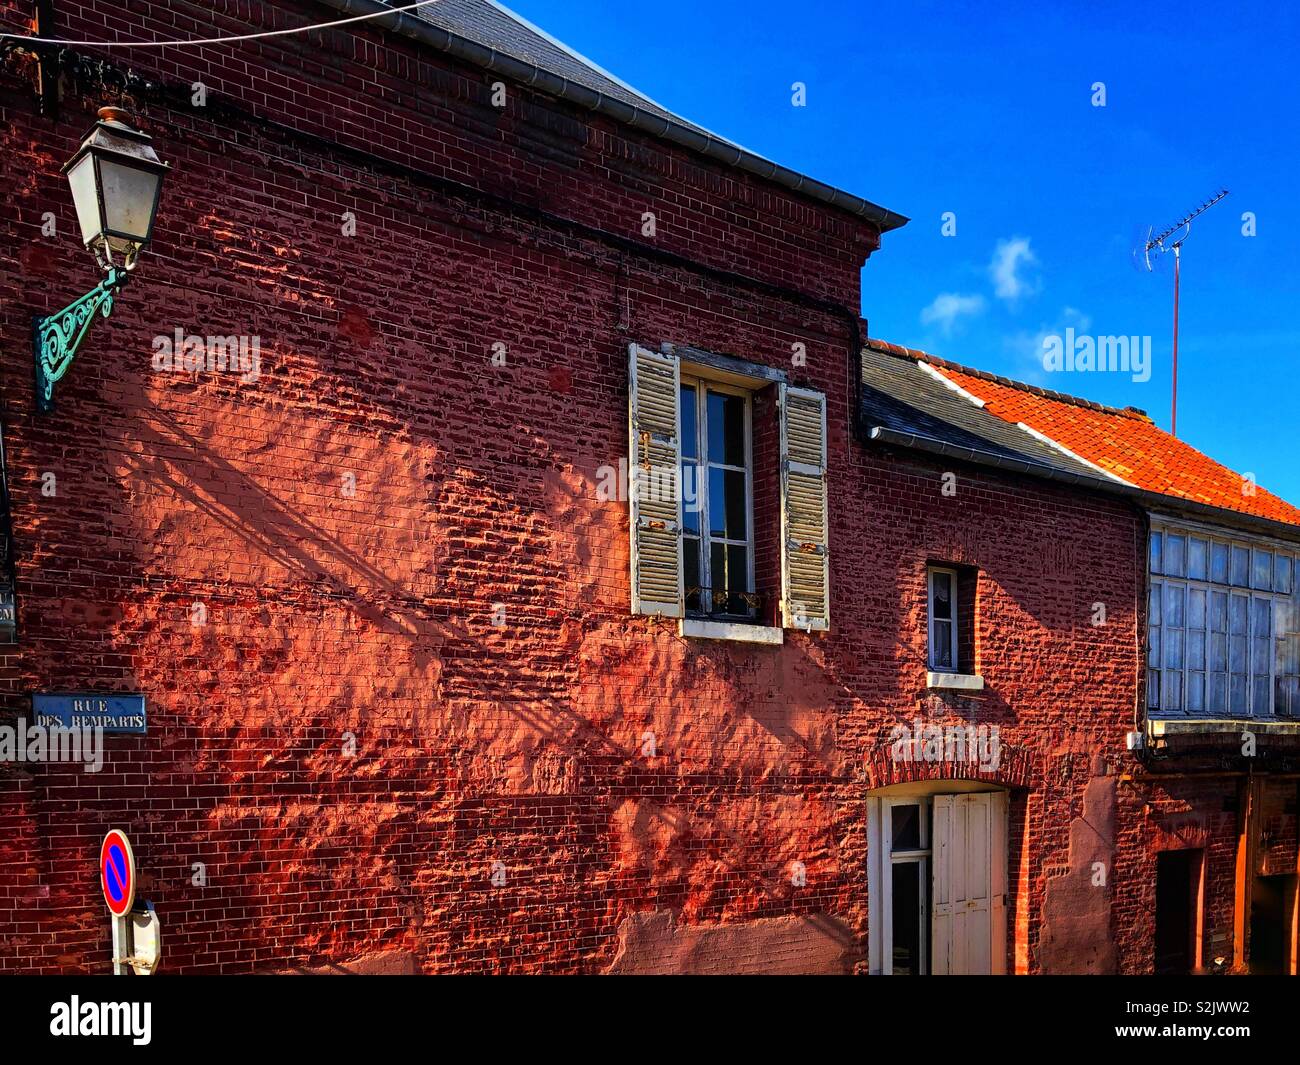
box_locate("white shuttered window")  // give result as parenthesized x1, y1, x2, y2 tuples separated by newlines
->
(628, 346, 831, 632)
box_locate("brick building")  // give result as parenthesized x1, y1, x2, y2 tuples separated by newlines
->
(0, 1, 1293, 975)
(868, 339, 1300, 974)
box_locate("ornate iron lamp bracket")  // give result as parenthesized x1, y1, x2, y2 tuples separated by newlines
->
(33, 266, 128, 413)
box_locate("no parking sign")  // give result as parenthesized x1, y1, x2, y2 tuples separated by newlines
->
(100, 830, 136, 918)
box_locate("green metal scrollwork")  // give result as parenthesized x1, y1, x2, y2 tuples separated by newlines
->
(33, 267, 126, 413)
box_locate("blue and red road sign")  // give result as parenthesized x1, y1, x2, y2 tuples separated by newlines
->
(100, 830, 136, 917)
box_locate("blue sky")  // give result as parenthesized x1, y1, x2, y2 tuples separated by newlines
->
(507, 0, 1300, 504)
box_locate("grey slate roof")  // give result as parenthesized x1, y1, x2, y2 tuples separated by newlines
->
(362, 0, 905, 229)
(859, 344, 1103, 480)
(410, 0, 736, 146)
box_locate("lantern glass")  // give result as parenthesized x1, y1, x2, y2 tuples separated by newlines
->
(66, 152, 103, 248)
(98, 156, 163, 250)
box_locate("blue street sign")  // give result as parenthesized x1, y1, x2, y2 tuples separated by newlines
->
(32, 693, 146, 734)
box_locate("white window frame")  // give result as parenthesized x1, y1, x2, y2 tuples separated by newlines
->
(880, 797, 931, 976)
(927, 566, 959, 673)
(1148, 519, 1300, 718)
(680, 376, 755, 619)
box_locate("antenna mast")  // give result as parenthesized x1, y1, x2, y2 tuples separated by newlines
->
(1139, 189, 1229, 437)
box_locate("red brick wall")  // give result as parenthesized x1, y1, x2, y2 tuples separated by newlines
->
(0, 0, 1153, 974)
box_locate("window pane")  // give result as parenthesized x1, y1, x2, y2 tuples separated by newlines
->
(708, 467, 747, 540)
(1150, 532, 1163, 575)
(1188, 538, 1208, 580)
(933, 620, 954, 669)
(1164, 584, 1185, 627)
(1149, 626, 1161, 661)
(684, 537, 701, 613)
(1231, 546, 1250, 586)
(891, 804, 922, 851)
(1252, 639, 1270, 676)
(1165, 535, 1186, 577)
(1230, 636, 1247, 674)
(720, 545, 751, 616)
(1251, 678, 1270, 716)
(1210, 633, 1227, 672)
(1278, 677, 1299, 717)
(1148, 583, 1162, 626)
(1281, 635, 1300, 677)
(1211, 542, 1230, 584)
(1148, 670, 1160, 708)
(1210, 591, 1228, 633)
(891, 861, 923, 976)
(1252, 597, 1272, 638)
(706, 390, 745, 467)
(931, 571, 953, 620)
(1276, 555, 1293, 595)
(1188, 629, 1205, 670)
(1187, 672, 1205, 712)
(1164, 630, 1183, 670)
(679, 384, 698, 459)
(1280, 601, 1298, 638)
(680, 463, 701, 534)
(1209, 672, 1227, 713)
(1230, 674, 1248, 714)
(1252, 549, 1273, 591)
(1230, 594, 1248, 635)
(1163, 671, 1182, 711)
(1188, 588, 1206, 630)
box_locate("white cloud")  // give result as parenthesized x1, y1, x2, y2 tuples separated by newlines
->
(920, 292, 986, 334)
(1004, 307, 1093, 383)
(989, 237, 1041, 304)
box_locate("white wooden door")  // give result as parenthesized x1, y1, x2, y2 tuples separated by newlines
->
(931, 792, 1007, 974)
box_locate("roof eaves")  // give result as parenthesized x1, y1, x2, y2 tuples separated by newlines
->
(316, 0, 909, 231)
(865, 423, 1300, 546)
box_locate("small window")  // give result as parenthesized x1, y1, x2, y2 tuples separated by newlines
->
(928, 567, 958, 672)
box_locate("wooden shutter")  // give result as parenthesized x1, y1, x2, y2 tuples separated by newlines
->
(628, 343, 683, 617)
(932, 793, 1001, 975)
(779, 385, 829, 630)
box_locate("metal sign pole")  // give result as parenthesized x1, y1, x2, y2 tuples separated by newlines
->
(111, 913, 130, 975)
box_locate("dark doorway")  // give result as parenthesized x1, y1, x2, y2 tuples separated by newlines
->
(1249, 874, 1294, 975)
(1154, 849, 1200, 974)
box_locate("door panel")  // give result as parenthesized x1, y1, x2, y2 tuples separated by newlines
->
(932, 792, 1005, 975)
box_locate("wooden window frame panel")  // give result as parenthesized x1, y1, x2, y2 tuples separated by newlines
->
(928, 566, 959, 674)
(680, 375, 756, 621)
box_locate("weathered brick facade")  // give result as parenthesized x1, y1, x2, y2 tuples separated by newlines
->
(0, 0, 1277, 976)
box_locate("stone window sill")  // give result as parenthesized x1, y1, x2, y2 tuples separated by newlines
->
(680, 619, 784, 645)
(927, 671, 985, 692)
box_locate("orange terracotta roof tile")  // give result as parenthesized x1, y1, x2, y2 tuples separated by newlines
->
(863, 338, 1300, 529)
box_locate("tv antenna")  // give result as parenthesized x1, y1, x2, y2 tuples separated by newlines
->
(1134, 188, 1229, 437)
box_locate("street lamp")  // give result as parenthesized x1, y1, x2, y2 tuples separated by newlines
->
(34, 106, 169, 412)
